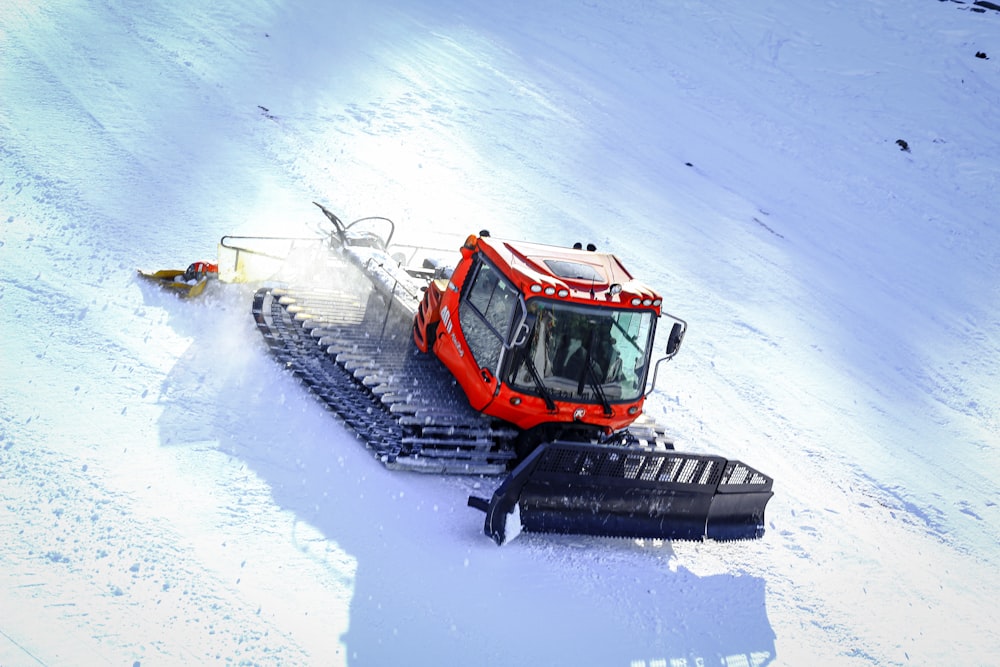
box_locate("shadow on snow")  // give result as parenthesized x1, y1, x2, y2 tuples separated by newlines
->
(148, 283, 777, 667)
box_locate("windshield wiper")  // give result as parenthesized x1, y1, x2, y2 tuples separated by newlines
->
(585, 364, 613, 416)
(576, 329, 613, 416)
(517, 320, 556, 411)
(522, 354, 556, 411)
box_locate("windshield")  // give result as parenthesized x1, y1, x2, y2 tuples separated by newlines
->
(506, 299, 656, 403)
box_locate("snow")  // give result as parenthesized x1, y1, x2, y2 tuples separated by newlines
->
(1, 0, 999, 665)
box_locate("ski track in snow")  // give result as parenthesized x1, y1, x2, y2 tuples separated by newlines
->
(2, 0, 999, 665)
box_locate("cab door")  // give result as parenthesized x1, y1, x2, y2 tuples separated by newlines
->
(458, 258, 521, 377)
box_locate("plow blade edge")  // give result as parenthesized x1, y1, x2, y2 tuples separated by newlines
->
(469, 441, 773, 545)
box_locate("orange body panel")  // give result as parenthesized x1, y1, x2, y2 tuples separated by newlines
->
(486, 383, 645, 433)
(412, 278, 447, 353)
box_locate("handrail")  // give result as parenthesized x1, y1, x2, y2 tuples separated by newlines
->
(218, 235, 326, 277)
(219, 234, 324, 259)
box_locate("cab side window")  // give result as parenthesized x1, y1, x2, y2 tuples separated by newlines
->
(460, 261, 516, 372)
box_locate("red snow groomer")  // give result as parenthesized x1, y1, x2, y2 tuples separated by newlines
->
(246, 203, 773, 545)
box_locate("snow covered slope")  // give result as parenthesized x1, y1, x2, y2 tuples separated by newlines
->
(2, 0, 998, 665)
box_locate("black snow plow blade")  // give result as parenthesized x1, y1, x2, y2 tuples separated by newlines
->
(468, 441, 773, 545)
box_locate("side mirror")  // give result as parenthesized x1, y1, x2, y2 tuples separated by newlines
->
(645, 317, 688, 396)
(665, 321, 685, 358)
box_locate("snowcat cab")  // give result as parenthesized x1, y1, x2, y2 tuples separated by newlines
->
(415, 232, 684, 450)
(247, 204, 774, 545)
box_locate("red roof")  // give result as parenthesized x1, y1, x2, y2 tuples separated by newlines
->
(476, 236, 663, 313)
